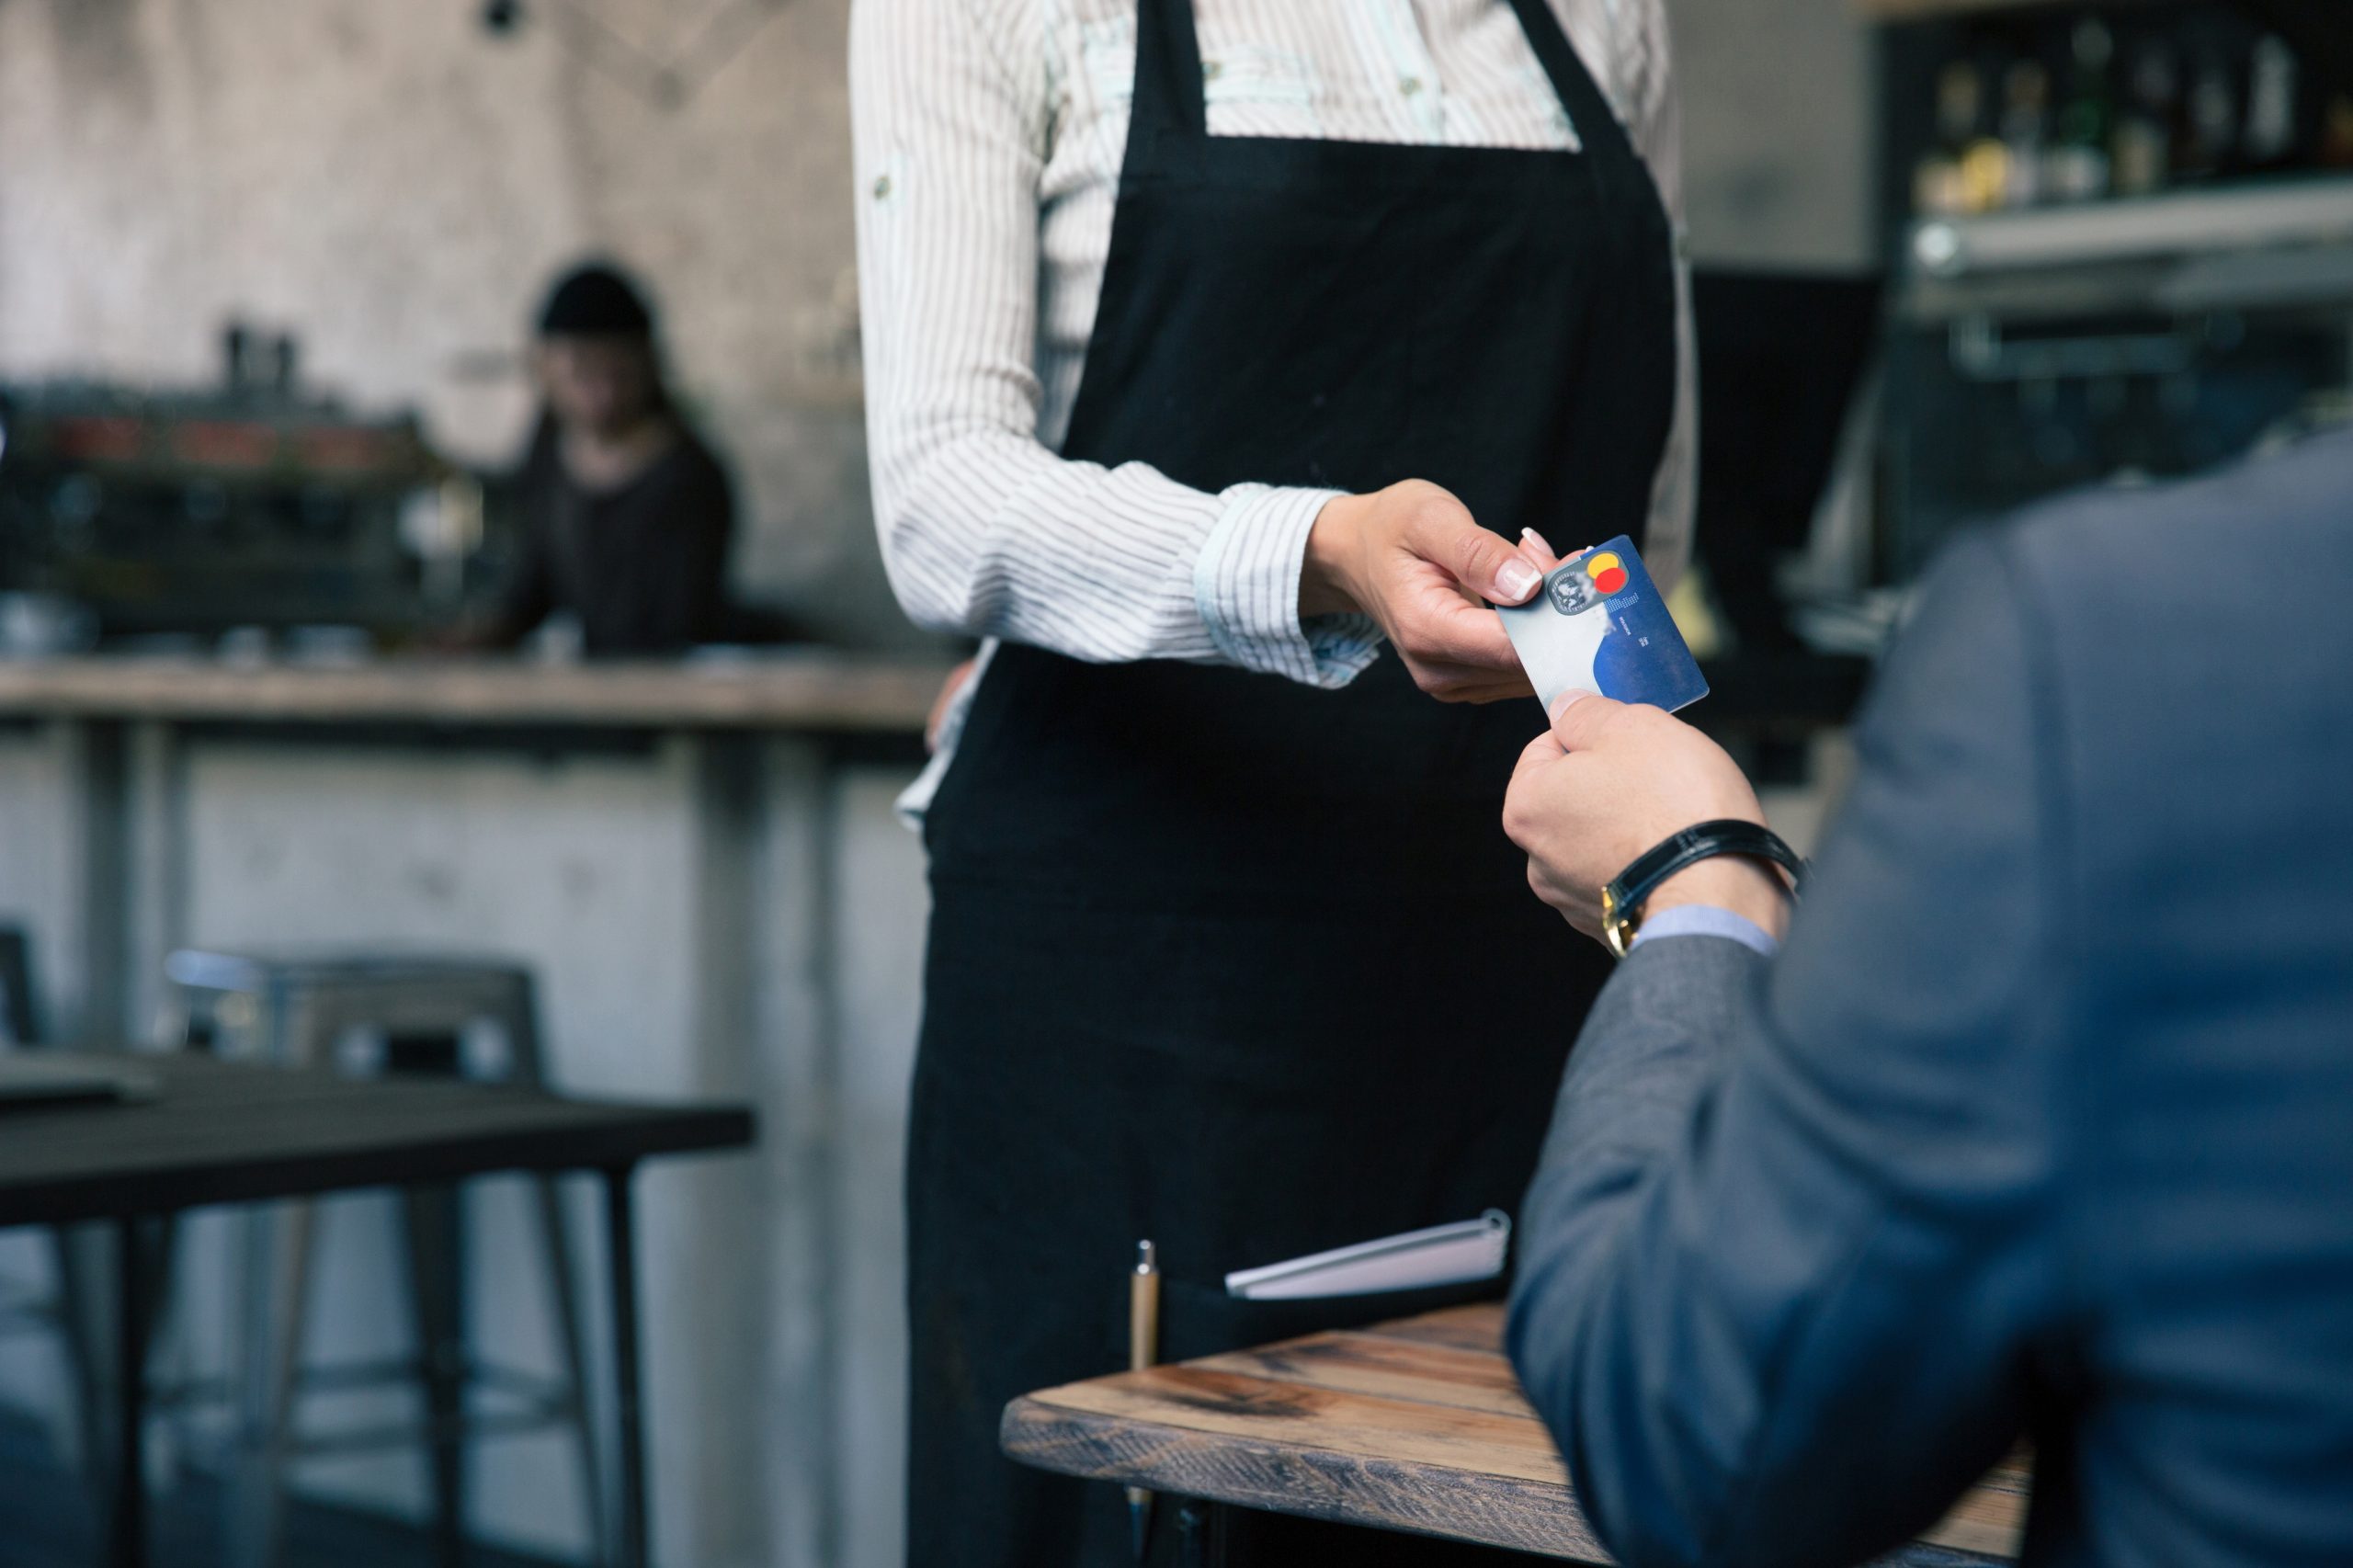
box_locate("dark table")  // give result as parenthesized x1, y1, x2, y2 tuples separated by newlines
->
(0, 1051, 756, 1568)
(1005, 1303, 2028, 1564)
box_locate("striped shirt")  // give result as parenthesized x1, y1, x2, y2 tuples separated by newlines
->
(851, 0, 1695, 811)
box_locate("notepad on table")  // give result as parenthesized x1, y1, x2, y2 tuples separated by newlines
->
(1223, 1210, 1511, 1301)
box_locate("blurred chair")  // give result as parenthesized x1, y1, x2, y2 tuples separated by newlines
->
(165, 950, 605, 1568)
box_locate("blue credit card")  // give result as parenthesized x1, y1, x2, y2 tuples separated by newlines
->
(1495, 536, 1709, 714)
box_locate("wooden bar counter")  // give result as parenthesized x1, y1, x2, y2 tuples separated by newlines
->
(1005, 1302, 2029, 1564)
(0, 649, 949, 731)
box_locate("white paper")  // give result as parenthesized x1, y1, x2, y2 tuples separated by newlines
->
(1223, 1210, 1511, 1301)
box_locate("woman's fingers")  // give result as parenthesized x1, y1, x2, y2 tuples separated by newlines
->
(1518, 528, 1563, 574)
(1396, 487, 1542, 605)
(1406, 584, 1527, 671)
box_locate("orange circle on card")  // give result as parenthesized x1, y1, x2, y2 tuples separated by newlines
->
(1594, 566, 1629, 594)
(1584, 551, 1621, 576)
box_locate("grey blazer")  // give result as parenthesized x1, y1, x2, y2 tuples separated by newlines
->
(1508, 428, 2353, 1568)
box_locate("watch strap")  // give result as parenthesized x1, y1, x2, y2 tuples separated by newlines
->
(1600, 819, 1805, 959)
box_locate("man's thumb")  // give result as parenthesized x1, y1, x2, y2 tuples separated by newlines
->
(1548, 688, 1625, 750)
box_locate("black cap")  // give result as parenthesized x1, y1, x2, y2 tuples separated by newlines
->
(537, 262, 654, 338)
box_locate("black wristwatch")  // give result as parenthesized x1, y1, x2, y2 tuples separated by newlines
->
(1599, 819, 1806, 959)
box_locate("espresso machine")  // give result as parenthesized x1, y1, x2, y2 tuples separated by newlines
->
(0, 326, 478, 646)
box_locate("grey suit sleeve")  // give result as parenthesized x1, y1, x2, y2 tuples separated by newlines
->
(1508, 531, 2075, 1568)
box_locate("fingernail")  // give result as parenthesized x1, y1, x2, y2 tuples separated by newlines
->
(1549, 688, 1595, 722)
(1520, 527, 1554, 552)
(1497, 559, 1542, 601)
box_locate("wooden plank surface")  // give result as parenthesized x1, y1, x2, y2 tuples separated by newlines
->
(1193, 1330, 1537, 1419)
(0, 1051, 755, 1226)
(0, 653, 949, 733)
(1006, 1303, 2028, 1564)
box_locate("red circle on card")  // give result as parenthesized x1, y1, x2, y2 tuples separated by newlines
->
(1594, 566, 1629, 594)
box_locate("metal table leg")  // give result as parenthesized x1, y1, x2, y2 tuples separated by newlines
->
(603, 1165, 648, 1568)
(400, 1181, 469, 1568)
(109, 1217, 148, 1568)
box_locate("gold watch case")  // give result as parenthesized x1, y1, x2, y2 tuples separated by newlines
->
(1600, 885, 1640, 960)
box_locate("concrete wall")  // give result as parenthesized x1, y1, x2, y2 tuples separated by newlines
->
(1676, 0, 1878, 271)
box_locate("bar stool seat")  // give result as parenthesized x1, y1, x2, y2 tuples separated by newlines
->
(165, 947, 606, 1568)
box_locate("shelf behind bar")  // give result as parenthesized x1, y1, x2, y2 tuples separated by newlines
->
(1908, 177, 2353, 278)
(1856, 0, 2157, 18)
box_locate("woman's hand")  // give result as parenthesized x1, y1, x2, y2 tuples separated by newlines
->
(1302, 481, 1544, 702)
(926, 658, 978, 755)
(1503, 690, 1787, 943)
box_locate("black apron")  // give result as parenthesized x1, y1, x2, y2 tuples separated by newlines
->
(907, 1, 1677, 1562)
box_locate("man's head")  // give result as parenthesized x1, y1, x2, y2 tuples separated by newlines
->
(534, 262, 665, 438)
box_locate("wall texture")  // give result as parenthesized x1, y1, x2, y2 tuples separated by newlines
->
(1677, 0, 1877, 270)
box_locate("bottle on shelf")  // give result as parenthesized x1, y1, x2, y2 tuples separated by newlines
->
(1999, 58, 2052, 208)
(2323, 94, 2353, 171)
(2049, 18, 2116, 204)
(2240, 34, 2299, 176)
(1915, 60, 1984, 218)
(2176, 29, 2240, 183)
(1959, 46, 2014, 215)
(2112, 39, 2177, 199)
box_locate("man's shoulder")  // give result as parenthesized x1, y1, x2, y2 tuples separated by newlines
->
(1951, 426, 2353, 864)
(1990, 426, 2353, 623)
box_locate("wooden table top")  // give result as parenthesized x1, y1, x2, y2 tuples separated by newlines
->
(1004, 1302, 2029, 1564)
(0, 1051, 755, 1227)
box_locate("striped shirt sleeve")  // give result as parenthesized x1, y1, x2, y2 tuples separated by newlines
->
(849, 0, 1380, 687)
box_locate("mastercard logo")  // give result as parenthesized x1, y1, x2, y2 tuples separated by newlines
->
(1583, 551, 1629, 595)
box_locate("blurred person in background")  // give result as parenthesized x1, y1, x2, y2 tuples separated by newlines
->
(1500, 428, 2353, 1568)
(449, 261, 735, 656)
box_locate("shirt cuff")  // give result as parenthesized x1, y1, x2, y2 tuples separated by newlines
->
(1629, 903, 1780, 959)
(1194, 483, 1381, 688)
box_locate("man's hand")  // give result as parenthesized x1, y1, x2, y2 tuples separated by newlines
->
(1503, 691, 1788, 944)
(1302, 481, 1543, 702)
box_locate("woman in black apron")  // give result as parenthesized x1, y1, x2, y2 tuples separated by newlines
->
(879, 1, 1678, 1561)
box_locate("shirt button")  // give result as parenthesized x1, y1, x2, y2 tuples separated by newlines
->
(1202, 60, 1223, 81)
(1399, 75, 1423, 97)
(871, 175, 892, 200)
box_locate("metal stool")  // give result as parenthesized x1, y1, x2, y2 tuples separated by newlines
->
(0, 926, 36, 1048)
(165, 949, 606, 1568)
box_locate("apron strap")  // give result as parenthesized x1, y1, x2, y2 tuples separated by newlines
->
(1137, 0, 1645, 186)
(1503, 0, 1647, 173)
(1131, 0, 1209, 146)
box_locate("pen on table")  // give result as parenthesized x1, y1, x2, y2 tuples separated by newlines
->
(1129, 1239, 1160, 1562)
